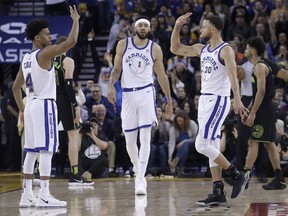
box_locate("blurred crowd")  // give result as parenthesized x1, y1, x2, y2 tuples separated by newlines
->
(1, 0, 288, 179)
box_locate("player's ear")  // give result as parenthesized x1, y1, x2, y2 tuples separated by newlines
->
(35, 35, 40, 41)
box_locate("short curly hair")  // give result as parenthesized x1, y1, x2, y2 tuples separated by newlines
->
(247, 36, 266, 57)
(25, 18, 49, 41)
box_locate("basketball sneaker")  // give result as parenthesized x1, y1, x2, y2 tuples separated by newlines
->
(230, 171, 249, 198)
(135, 177, 147, 195)
(19, 193, 37, 208)
(262, 177, 286, 190)
(35, 194, 67, 208)
(196, 193, 227, 206)
(69, 175, 94, 186)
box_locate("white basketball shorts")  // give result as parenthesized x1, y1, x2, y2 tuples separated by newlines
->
(121, 85, 157, 132)
(24, 98, 59, 153)
(198, 94, 230, 140)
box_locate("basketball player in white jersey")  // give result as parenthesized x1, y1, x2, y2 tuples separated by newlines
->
(12, 5, 79, 208)
(108, 16, 173, 195)
(171, 13, 249, 206)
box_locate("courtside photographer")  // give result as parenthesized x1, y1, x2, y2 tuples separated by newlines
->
(78, 118, 109, 180)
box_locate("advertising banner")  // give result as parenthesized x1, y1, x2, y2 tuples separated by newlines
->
(0, 16, 71, 63)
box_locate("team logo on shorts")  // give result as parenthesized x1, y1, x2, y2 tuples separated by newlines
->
(252, 124, 264, 138)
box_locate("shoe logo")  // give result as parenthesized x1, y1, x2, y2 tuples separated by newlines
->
(74, 179, 84, 183)
(280, 182, 286, 186)
(40, 198, 49, 204)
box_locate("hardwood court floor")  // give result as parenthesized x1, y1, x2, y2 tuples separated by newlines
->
(0, 173, 287, 216)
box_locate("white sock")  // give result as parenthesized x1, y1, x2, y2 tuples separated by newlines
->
(23, 179, 33, 196)
(39, 180, 50, 197)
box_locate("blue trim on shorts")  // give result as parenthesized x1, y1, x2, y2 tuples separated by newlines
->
(124, 124, 152, 132)
(211, 96, 227, 140)
(44, 99, 49, 151)
(51, 100, 57, 153)
(204, 96, 221, 139)
(24, 148, 39, 152)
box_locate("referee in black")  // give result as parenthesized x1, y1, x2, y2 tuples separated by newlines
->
(55, 36, 93, 186)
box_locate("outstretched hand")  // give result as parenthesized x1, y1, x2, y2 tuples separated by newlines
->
(175, 12, 192, 27)
(69, 5, 80, 21)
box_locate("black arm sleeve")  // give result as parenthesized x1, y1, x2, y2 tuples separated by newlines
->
(65, 79, 78, 108)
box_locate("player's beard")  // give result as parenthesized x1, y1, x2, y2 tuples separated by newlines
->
(201, 33, 212, 42)
(136, 31, 148, 40)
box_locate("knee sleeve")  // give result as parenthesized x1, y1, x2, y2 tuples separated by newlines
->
(209, 139, 220, 167)
(124, 130, 139, 164)
(39, 151, 53, 177)
(195, 135, 220, 162)
(23, 152, 39, 174)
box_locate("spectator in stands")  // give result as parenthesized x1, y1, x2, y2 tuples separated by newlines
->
(275, 45, 288, 69)
(270, 0, 286, 23)
(85, 84, 115, 120)
(106, 15, 130, 54)
(78, 119, 109, 180)
(98, 53, 113, 98)
(150, 16, 171, 66)
(168, 110, 198, 176)
(93, 104, 116, 176)
(174, 87, 194, 111)
(82, 80, 94, 97)
(226, 10, 255, 41)
(229, 40, 245, 64)
(146, 106, 170, 177)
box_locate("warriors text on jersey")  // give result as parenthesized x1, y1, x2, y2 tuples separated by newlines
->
(22, 49, 56, 100)
(200, 42, 231, 96)
(121, 37, 154, 88)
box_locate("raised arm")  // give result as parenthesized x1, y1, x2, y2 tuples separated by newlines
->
(39, 5, 80, 66)
(153, 44, 173, 119)
(108, 39, 126, 105)
(170, 12, 204, 57)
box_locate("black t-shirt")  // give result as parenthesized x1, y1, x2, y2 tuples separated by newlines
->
(252, 59, 277, 101)
(79, 132, 108, 160)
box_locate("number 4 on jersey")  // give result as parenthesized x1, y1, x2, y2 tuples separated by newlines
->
(25, 73, 34, 93)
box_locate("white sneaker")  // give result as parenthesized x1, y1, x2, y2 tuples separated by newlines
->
(35, 208, 67, 216)
(123, 170, 131, 178)
(19, 193, 37, 208)
(35, 194, 67, 208)
(135, 177, 147, 195)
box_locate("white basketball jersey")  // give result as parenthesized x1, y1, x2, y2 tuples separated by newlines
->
(22, 49, 56, 100)
(200, 42, 231, 96)
(121, 37, 154, 88)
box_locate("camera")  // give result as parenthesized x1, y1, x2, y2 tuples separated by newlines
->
(80, 122, 93, 134)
